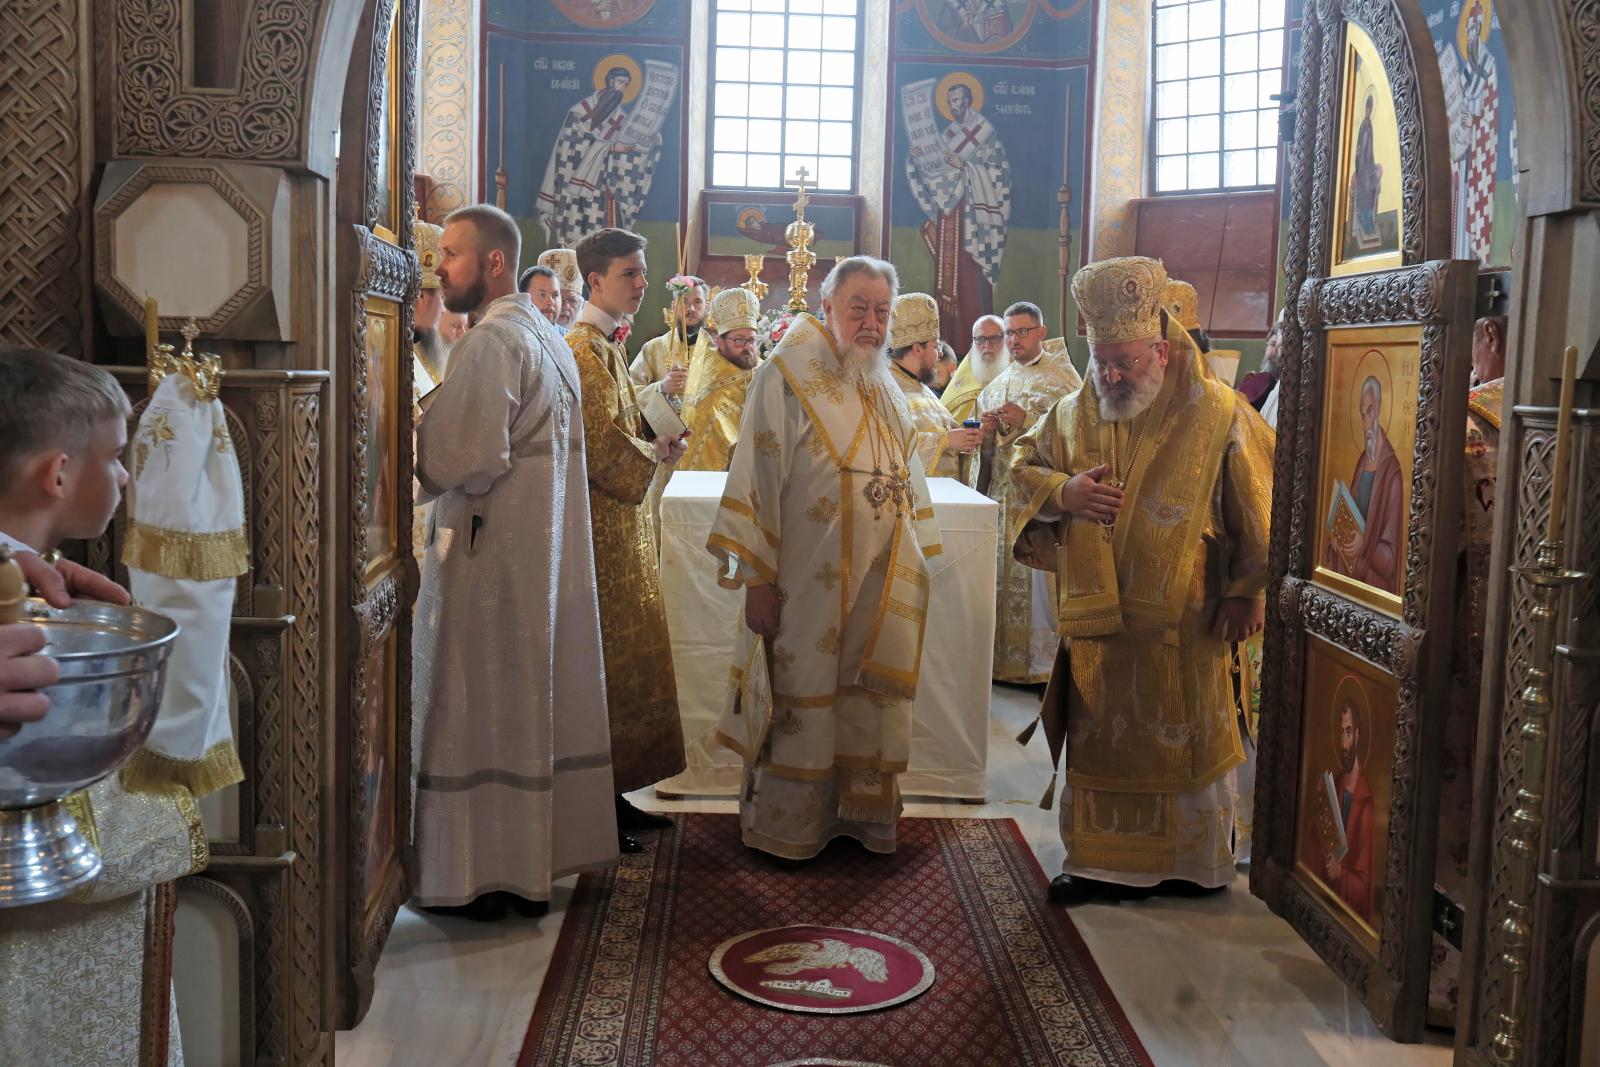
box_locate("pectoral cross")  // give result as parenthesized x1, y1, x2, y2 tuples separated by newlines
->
(785, 167, 811, 220)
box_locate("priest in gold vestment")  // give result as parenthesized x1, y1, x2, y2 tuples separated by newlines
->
(889, 292, 981, 478)
(1007, 257, 1274, 903)
(677, 286, 762, 471)
(709, 257, 942, 862)
(566, 228, 688, 841)
(969, 301, 1082, 683)
(941, 314, 1008, 422)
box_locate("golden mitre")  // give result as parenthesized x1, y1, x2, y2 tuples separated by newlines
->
(414, 218, 443, 290)
(1165, 278, 1200, 331)
(538, 248, 583, 294)
(711, 286, 761, 334)
(1071, 256, 1169, 344)
(889, 292, 940, 350)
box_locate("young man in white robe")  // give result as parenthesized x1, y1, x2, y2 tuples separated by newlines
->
(412, 204, 619, 922)
(708, 257, 942, 863)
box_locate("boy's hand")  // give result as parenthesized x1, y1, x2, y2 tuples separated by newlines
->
(16, 551, 131, 608)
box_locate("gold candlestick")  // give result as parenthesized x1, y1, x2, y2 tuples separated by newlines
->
(743, 254, 769, 302)
(1490, 343, 1586, 1066)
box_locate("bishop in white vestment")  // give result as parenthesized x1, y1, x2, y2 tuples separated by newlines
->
(413, 215, 619, 914)
(709, 258, 942, 861)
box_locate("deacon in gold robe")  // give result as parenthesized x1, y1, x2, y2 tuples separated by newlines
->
(1007, 257, 1274, 903)
(709, 257, 942, 862)
(678, 286, 762, 471)
(969, 301, 1083, 683)
(566, 227, 688, 843)
(941, 313, 1008, 422)
(888, 292, 981, 478)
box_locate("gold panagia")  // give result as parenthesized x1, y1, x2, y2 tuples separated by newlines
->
(567, 321, 686, 792)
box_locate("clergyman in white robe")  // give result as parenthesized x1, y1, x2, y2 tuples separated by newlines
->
(708, 311, 942, 860)
(412, 293, 619, 907)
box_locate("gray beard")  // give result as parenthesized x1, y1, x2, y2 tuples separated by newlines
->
(1365, 431, 1378, 464)
(414, 327, 448, 381)
(972, 351, 1009, 385)
(840, 340, 887, 380)
(1095, 365, 1163, 423)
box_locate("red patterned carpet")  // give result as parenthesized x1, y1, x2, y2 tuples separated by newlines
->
(517, 814, 1152, 1067)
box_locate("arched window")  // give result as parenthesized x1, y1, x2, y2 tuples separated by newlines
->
(1151, 0, 1287, 193)
(710, 0, 863, 191)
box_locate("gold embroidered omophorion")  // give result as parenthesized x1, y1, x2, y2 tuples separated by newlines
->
(678, 337, 754, 472)
(568, 320, 687, 792)
(966, 343, 1082, 682)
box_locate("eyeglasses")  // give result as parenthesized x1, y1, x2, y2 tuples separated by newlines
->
(971, 334, 1003, 345)
(1002, 326, 1042, 340)
(1091, 354, 1145, 375)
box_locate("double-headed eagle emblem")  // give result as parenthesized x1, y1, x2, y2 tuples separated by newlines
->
(744, 938, 890, 983)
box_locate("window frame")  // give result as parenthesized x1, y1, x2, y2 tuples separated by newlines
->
(704, 0, 868, 194)
(1145, 0, 1292, 197)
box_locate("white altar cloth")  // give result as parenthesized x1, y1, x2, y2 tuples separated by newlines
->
(656, 471, 998, 799)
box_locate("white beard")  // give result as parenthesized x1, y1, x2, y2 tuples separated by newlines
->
(971, 351, 1009, 385)
(840, 339, 887, 381)
(1095, 365, 1164, 423)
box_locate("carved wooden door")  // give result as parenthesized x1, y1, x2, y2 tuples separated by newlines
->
(1251, 0, 1478, 1040)
(334, 0, 420, 1028)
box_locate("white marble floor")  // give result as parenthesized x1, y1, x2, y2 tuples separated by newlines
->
(335, 685, 1455, 1067)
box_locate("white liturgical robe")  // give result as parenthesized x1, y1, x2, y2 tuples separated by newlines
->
(708, 313, 942, 860)
(412, 294, 619, 906)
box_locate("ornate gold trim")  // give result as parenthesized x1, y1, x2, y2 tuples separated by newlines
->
(122, 520, 249, 581)
(121, 738, 245, 800)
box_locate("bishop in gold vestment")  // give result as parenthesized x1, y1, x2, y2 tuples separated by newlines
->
(678, 286, 762, 471)
(709, 259, 942, 861)
(889, 292, 980, 478)
(566, 230, 687, 796)
(1009, 257, 1274, 901)
(969, 303, 1082, 682)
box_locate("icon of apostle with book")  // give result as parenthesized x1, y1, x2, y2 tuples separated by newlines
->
(1323, 373, 1404, 594)
(1315, 686, 1377, 926)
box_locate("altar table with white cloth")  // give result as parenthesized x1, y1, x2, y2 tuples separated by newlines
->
(655, 471, 999, 800)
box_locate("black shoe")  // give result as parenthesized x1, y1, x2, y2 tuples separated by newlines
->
(619, 833, 644, 854)
(495, 891, 550, 918)
(420, 894, 508, 922)
(1153, 879, 1229, 898)
(616, 794, 674, 831)
(1047, 874, 1099, 904)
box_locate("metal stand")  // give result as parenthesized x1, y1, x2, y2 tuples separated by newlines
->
(1490, 538, 1587, 1064)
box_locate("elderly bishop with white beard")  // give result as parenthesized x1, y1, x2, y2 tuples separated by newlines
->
(709, 257, 943, 863)
(1008, 257, 1274, 903)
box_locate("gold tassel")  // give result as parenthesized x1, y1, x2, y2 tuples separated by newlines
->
(1015, 715, 1040, 746)
(122, 521, 249, 581)
(120, 739, 244, 799)
(1039, 770, 1057, 811)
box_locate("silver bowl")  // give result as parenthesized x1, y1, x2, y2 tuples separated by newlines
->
(0, 598, 178, 905)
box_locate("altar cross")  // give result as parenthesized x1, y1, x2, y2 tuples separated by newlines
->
(785, 167, 811, 218)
